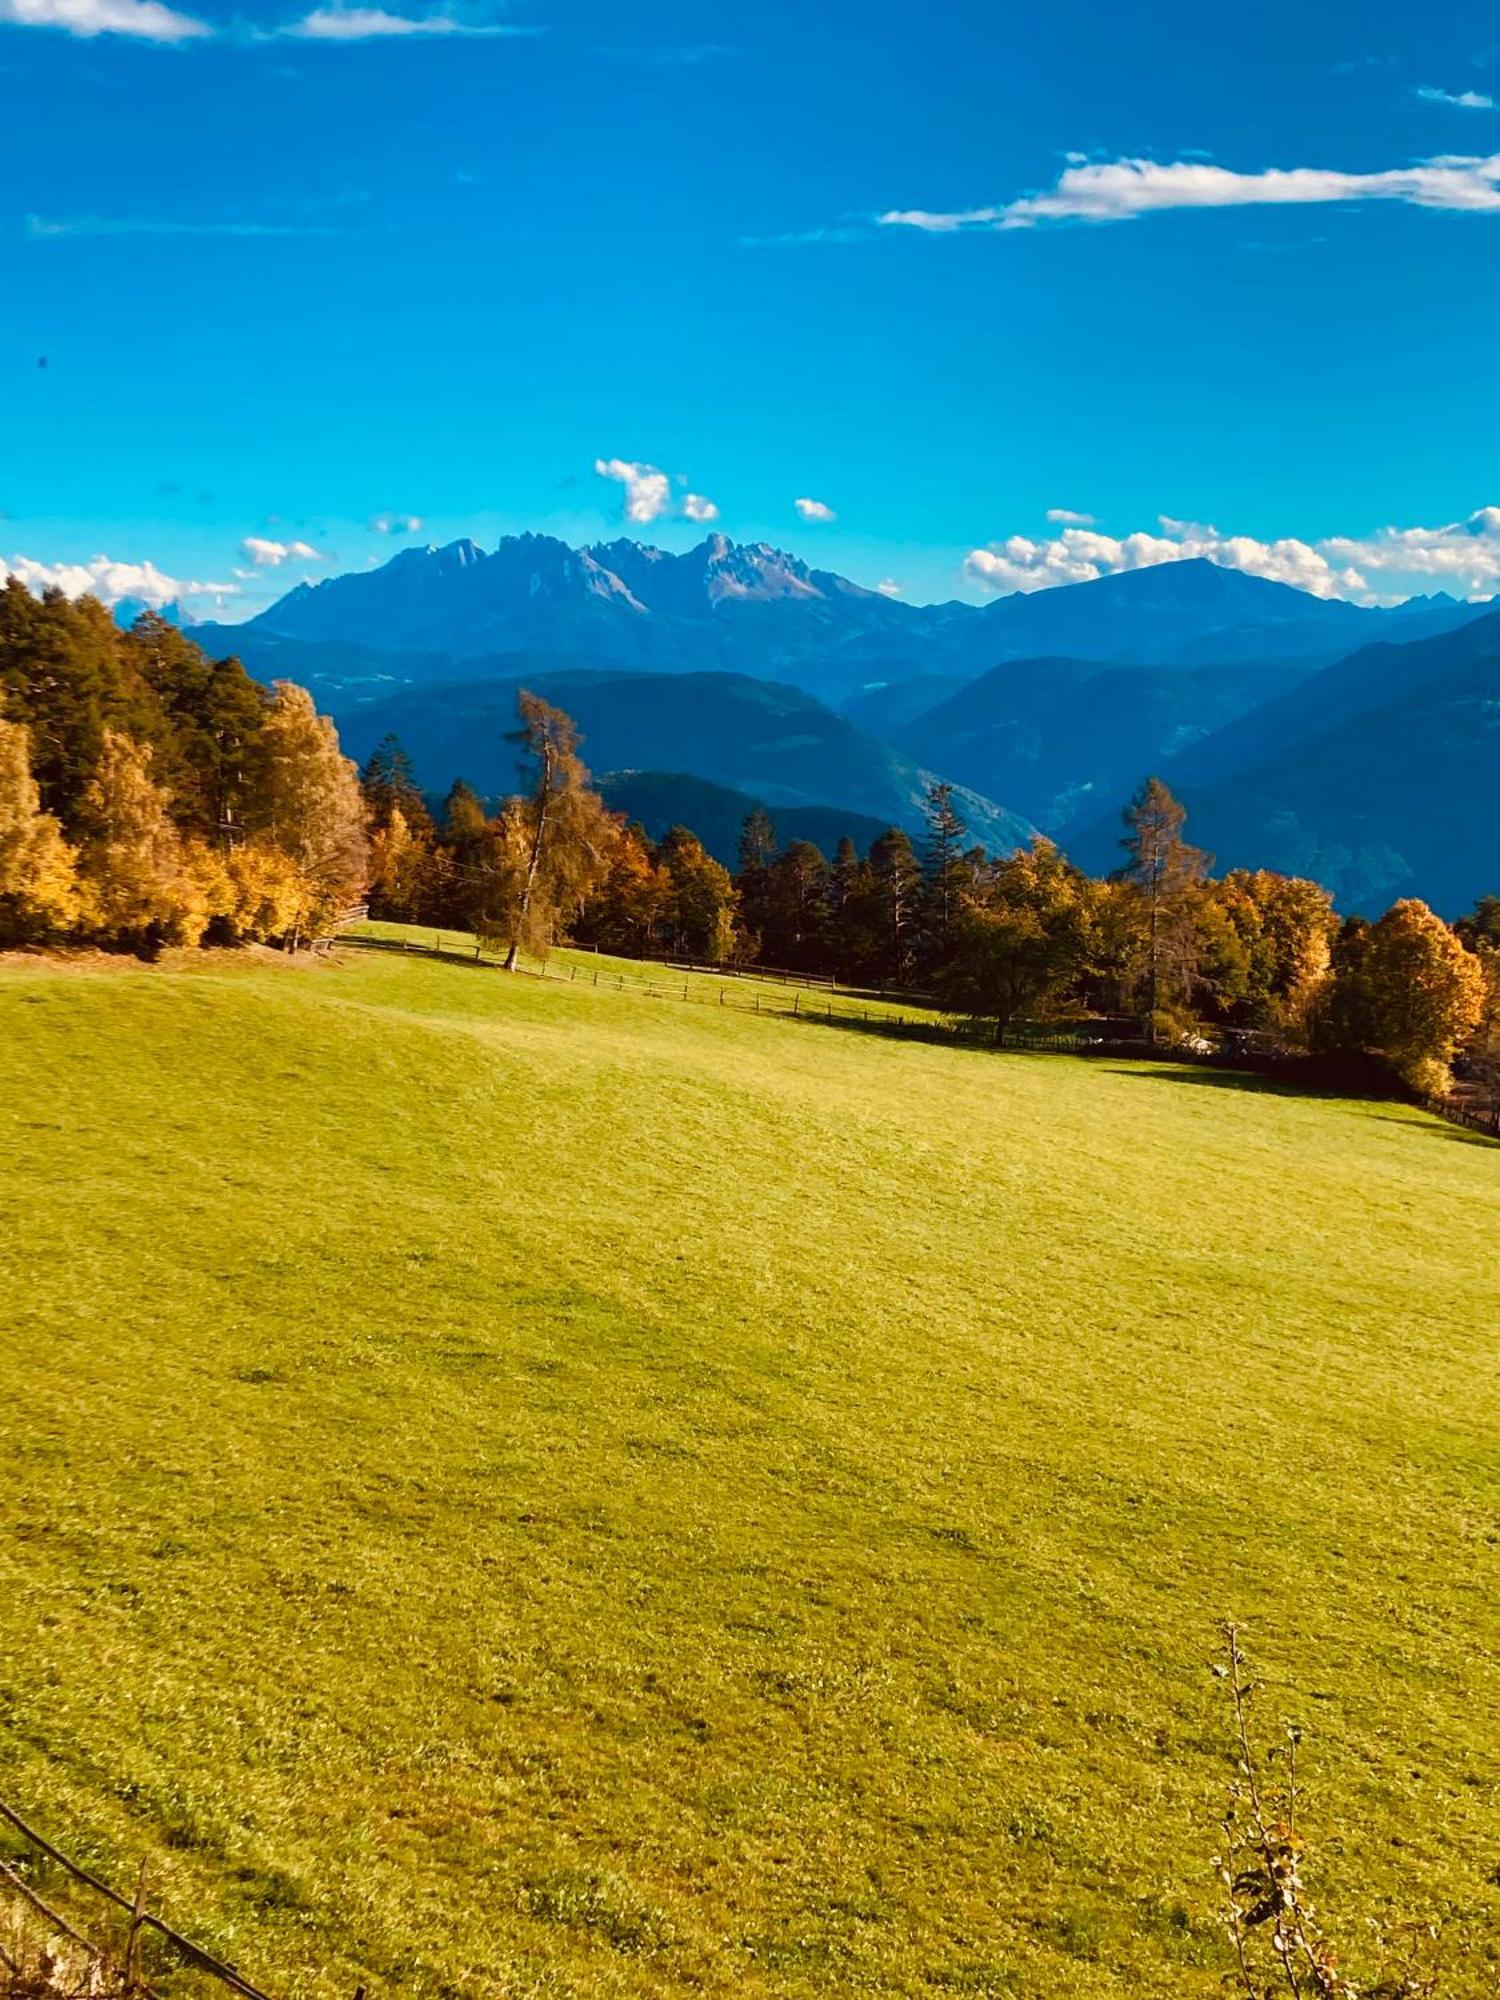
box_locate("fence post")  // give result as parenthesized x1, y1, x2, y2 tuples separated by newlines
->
(793, 994, 800, 1016)
(123, 1859, 148, 1995)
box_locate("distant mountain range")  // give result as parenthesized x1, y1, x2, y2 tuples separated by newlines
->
(194, 531, 1487, 707)
(182, 533, 1498, 914)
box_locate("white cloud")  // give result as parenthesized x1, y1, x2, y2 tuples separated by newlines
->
(0, 0, 207, 38)
(2, 554, 236, 610)
(880, 152, 1500, 233)
(794, 496, 837, 523)
(962, 506, 1500, 604)
(241, 536, 321, 566)
(369, 511, 423, 534)
(284, 6, 525, 39)
(875, 577, 902, 598)
(1046, 507, 1095, 526)
(1417, 85, 1495, 110)
(594, 458, 672, 525)
(594, 458, 717, 527)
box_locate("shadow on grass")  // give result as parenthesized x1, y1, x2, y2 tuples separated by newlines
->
(786, 1008, 990, 1051)
(1107, 1064, 1499, 1146)
(1100, 1064, 1326, 1101)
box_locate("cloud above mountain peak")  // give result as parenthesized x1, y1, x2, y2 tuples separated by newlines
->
(964, 507, 1500, 603)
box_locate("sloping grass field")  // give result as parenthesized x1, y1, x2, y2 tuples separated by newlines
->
(1, 940, 1497, 1998)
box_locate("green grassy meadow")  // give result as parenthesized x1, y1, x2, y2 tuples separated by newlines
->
(1, 939, 1497, 1999)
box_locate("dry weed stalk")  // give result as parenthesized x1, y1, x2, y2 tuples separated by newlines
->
(1214, 1622, 1437, 1999)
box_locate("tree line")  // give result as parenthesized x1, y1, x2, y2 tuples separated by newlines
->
(2, 583, 1494, 1100)
(0, 583, 366, 954)
(361, 699, 1497, 1100)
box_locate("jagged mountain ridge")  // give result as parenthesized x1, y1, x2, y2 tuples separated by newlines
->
(221, 534, 1489, 707)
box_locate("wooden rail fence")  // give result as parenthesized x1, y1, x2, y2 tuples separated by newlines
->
(0, 1800, 286, 2000)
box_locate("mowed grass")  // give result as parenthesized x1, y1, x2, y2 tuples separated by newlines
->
(0, 941, 1496, 2000)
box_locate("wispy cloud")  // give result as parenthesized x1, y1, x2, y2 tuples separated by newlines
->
(874, 578, 902, 598)
(283, 6, 532, 40)
(963, 506, 1500, 604)
(1045, 507, 1094, 526)
(0, 0, 537, 42)
(740, 224, 866, 248)
(649, 42, 732, 64)
(880, 153, 1500, 233)
(2, 553, 236, 611)
(369, 510, 423, 534)
(0, 0, 207, 40)
(241, 536, 321, 565)
(794, 496, 836, 523)
(594, 458, 718, 527)
(27, 212, 338, 237)
(1416, 85, 1495, 110)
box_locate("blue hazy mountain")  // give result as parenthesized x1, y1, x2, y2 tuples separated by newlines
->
(596, 772, 892, 869)
(334, 668, 1036, 857)
(1068, 610, 1500, 913)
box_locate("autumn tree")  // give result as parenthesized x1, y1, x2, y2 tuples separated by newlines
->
(490, 691, 617, 969)
(1117, 776, 1211, 1033)
(1319, 899, 1485, 1094)
(1212, 869, 1337, 1038)
(0, 708, 81, 942)
(367, 804, 435, 923)
(658, 825, 739, 963)
(574, 819, 671, 955)
(938, 838, 1096, 1042)
(75, 731, 209, 953)
(247, 682, 369, 940)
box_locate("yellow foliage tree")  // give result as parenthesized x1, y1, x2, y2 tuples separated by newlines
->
(0, 710, 81, 942)
(367, 803, 433, 924)
(75, 730, 210, 952)
(1354, 898, 1485, 1095)
(223, 837, 317, 944)
(249, 682, 369, 941)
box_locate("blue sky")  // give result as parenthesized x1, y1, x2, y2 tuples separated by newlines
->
(4, 0, 1500, 617)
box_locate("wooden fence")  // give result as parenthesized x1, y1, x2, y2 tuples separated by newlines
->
(336, 933, 1499, 1141)
(0, 1800, 288, 2000)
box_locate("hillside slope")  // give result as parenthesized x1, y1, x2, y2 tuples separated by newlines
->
(596, 771, 892, 866)
(337, 668, 1036, 854)
(890, 654, 1308, 831)
(1181, 637, 1500, 912)
(1, 949, 1496, 1999)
